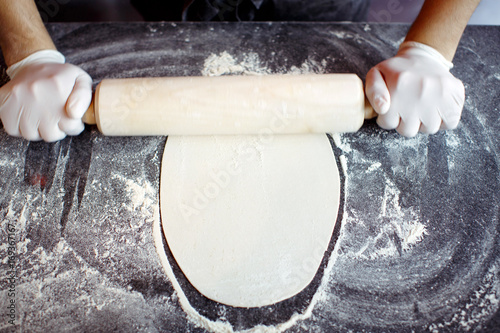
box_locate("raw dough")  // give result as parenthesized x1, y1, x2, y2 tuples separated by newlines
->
(160, 134, 340, 307)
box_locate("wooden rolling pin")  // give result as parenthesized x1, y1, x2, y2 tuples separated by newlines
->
(82, 74, 375, 136)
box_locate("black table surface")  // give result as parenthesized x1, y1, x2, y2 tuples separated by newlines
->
(0, 22, 499, 332)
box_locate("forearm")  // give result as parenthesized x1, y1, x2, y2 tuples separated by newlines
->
(404, 0, 481, 61)
(0, 0, 56, 66)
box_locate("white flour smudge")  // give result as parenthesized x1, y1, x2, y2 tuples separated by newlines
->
(333, 132, 428, 259)
(329, 31, 349, 39)
(288, 58, 328, 74)
(201, 51, 328, 76)
(366, 161, 382, 173)
(201, 51, 271, 76)
(346, 176, 426, 260)
(113, 174, 156, 211)
(112, 173, 157, 230)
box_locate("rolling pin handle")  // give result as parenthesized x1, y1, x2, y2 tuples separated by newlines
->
(364, 96, 377, 120)
(82, 97, 96, 125)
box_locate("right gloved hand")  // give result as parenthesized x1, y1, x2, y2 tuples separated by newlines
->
(0, 50, 93, 142)
(365, 41, 465, 137)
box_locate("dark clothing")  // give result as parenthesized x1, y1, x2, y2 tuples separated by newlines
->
(131, 0, 371, 22)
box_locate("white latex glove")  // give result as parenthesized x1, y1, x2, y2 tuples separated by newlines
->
(0, 50, 92, 142)
(365, 41, 465, 137)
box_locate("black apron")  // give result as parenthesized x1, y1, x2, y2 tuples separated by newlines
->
(131, 0, 371, 22)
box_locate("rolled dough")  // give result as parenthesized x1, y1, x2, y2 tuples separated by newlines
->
(160, 134, 340, 307)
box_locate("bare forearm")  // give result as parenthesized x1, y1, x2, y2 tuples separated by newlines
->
(405, 0, 481, 61)
(0, 0, 56, 66)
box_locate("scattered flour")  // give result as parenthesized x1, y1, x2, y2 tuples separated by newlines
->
(392, 37, 406, 49)
(428, 262, 500, 332)
(366, 161, 382, 173)
(444, 131, 461, 149)
(201, 51, 328, 76)
(379, 178, 427, 252)
(288, 58, 328, 74)
(329, 31, 349, 39)
(201, 51, 271, 76)
(113, 174, 156, 211)
(333, 132, 428, 259)
(113, 173, 157, 230)
(331, 133, 352, 153)
(348, 176, 426, 260)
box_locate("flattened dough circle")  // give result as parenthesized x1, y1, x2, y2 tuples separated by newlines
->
(160, 134, 340, 307)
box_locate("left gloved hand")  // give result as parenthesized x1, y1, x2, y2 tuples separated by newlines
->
(365, 41, 465, 137)
(0, 50, 92, 142)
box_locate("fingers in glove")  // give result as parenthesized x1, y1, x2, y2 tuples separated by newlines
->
(66, 71, 93, 119)
(397, 116, 421, 137)
(59, 117, 85, 136)
(418, 82, 444, 134)
(376, 109, 400, 130)
(38, 119, 66, 142)
(419, 110, 442, 134)
(19, 108, 43, 141)
(38, 105, 66, 142)
(0, 94, 23, 137)
(20, 129, 42, 141)
(440, 111, 461, 130)
(365, 67, 391, 115)
(440, 80, 465, 130)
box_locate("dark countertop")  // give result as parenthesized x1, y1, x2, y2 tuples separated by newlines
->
(0, 22, 499, 332)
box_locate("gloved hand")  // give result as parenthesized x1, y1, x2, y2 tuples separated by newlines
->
(365, 41, 465, 137)
(0, 50, 92, 142)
